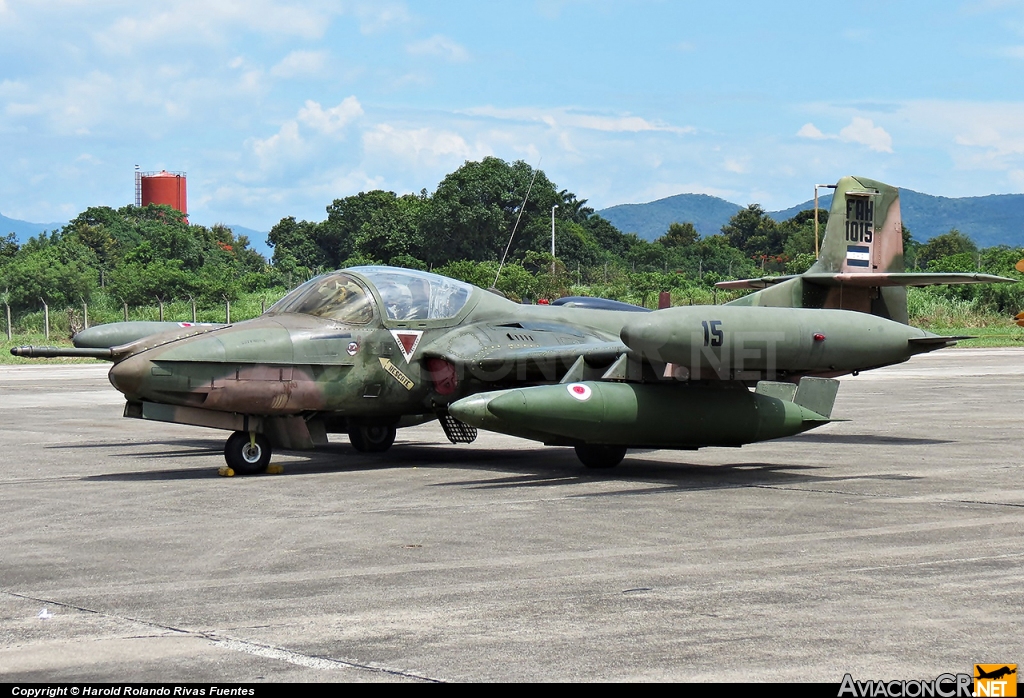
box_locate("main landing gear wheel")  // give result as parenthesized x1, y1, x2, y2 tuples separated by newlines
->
(575, 444, 627, 469)
(224, 431, 272, 474)
(349, 424, 397, 453)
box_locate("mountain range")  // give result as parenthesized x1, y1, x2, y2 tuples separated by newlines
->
(598, 189, 1024, 248)
(0, 213, 273, 258)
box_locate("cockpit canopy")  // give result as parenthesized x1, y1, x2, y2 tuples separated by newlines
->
(267, 267, 475, 323)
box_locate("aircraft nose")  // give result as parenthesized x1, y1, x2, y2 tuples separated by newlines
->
(108, 353, 152, 399)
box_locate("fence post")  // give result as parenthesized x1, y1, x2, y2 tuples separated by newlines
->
(225, 298, 231, 324)
(83, 300, 88, 329)
(41, 298, 49, 340)
(123, 301, 128, 322)
(4, 302, 10, 341)
(158, 299, 164, 322)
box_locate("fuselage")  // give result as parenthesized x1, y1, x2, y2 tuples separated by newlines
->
(104, 267, 947, 425)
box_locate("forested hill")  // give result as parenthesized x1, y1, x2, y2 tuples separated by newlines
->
(597, 194, 743, 241)
(600, 189, 1024, 247)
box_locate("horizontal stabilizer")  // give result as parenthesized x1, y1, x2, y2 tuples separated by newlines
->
(717, 272, 1014, 290)
(715, 275, 796, 290)
(802, 272, 1014, 287)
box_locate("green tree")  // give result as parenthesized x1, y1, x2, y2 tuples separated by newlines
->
(321, 190, 410, 267)
(0, 233, 19, 260)
(721, 204, 783, 259)
(419, 157, 561, 265)
(267, 217, 326, 272)
(353, 194, 425, 264)
(780, 209, 827, 258)
(657, 222, 699, 248)
(919, 229, 977, 268)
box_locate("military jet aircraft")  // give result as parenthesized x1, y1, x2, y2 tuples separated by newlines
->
(12, 176, 1013, 472)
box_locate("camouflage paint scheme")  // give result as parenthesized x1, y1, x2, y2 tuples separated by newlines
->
(11, 176, 1014, 470)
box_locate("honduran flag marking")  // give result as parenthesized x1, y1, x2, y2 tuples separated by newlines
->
(846, 245, 870, 268)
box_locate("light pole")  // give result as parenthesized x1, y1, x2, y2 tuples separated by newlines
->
(551, 205, 559, 275)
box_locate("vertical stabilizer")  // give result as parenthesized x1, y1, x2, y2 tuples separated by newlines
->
(807, 176, 908, 322)
(719, 175, 1010, 322)
(724, 176, 909, 323)
(810, 176, 903, 275)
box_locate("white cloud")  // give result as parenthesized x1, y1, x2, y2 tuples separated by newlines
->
(723, 158, 749, 174)
(407, 35, 469, 62)
(463, 106, 693, 135)
(271, 50, 330, 79)
(796, 117, 893, 153)
(363, 124, 489, 165)
(893, 100, 1024, 166)
(250, 120, 304, 168)
(248, 97, 362, 173)
(839, 117, 893, 153)
(796, 123, 827, 140)
(297, 97, 363, 135)
(352, 1, 412, 34)
(96, 0, 337, 52)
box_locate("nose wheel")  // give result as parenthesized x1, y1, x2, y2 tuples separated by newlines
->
(225, 431, 272, 474)
(349, 424, 396, 453)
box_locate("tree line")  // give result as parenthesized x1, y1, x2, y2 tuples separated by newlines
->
(2, 156, 1023, 336)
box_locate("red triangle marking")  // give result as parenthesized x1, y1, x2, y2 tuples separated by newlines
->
(397, 333, 419, 355)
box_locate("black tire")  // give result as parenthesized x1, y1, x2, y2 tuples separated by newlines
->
(575, 444, 626, 469)
(349, 424, 397, 453)
(224, 431, 272, 474)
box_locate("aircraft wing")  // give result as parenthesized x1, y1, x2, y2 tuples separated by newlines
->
(420, 321, 626, 381)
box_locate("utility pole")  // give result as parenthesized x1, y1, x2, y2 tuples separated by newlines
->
(551, 205, 559, 275)
(40, 298, 49, 340)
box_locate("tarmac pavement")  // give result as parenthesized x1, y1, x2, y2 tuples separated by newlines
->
(0, 349, 1022, 682)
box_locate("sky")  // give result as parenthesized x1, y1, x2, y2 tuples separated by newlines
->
(1, 0, 1023, 233)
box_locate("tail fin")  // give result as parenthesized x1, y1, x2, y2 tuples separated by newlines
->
(810, 175, 903, 275)
(719, 176, 1013, 323)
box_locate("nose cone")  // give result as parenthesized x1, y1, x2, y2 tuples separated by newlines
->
(448, 393, 496, 428)
(619, 314, 670, 358)
(108, 352, 152, 399)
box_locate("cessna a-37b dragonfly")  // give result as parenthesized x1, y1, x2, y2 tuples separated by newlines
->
(13, 177, 1013, 471)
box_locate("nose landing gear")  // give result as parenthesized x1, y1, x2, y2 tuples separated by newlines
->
(349, 424, 397, 453)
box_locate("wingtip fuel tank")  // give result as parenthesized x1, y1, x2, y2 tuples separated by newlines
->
(449, 378, 836, 462)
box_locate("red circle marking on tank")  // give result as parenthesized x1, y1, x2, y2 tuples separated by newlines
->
(567, 383, 592, 401)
